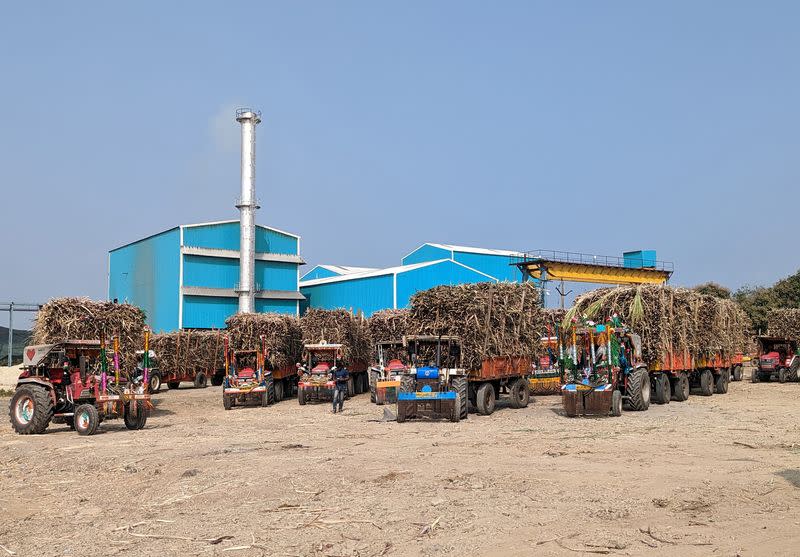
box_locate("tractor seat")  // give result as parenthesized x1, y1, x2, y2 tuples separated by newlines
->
(386, 359, 406, 372)
(238, 367, 256, 379)
(312, 362, 331, 374)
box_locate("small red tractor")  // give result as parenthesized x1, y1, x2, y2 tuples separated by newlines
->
(752, 336, 799, 383)
(9, 333, 152, 436)
(297, 342, 342, 405)
(369, 339, 408, 405)
(222, 336, 274, 410)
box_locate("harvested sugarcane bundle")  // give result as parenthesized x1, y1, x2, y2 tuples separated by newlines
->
(367, 309, 410, 362)
(225, 313, 303, 369)
(565, 285, 750, 363)
(32, 297, 146, 369)
(543, 308, 567, 331)
(767, 309, 800, 339)
(407, 282, 545, 370)
(299, 308, 372, 364)
(150, 330, 225, 376)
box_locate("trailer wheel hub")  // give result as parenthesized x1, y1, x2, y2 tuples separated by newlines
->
(15, 396, 34, 424)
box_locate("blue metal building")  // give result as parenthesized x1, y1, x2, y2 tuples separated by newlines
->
(109, 220, 304, 332)
(300, 243, 524, 317)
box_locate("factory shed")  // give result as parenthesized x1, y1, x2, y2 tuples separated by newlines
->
(300, 259, 497, 317)
(109, 220, 304, 332)
(402, 243, 525, 282)
(301, 265, 378, 282)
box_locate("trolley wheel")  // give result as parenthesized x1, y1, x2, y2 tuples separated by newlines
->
(610, 389, 622, 417)
(699, 369, 714, 396)
(74, 404, 100, 436)
(715, 370, 730, 394)
(476, 383, 496, 416)
(732, 365, 743, 382)
(508, 377, 530, 409)
(347, 376, 355, 398)
(194, 372, 208, 389)
(167, 382, 181, 390)
(274, 380, 284, 402)
(671, 372, 689, 402)
(653, 373, 671, 404)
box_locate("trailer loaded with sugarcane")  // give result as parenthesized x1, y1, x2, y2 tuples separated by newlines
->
(399, 282, 544, 420)
(148, 330, 225, 391)
(566, 285, 750, 404)
(9, 331, 152, 436)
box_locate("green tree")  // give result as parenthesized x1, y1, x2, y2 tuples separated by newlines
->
(693, 282, 731, 299)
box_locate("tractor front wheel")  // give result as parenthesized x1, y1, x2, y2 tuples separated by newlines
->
(74, 404, 100, 436)
(476, 383, 496, 416)
(450, 376, 469, 419)
(611, 389, 622, 417)
(148, 373, 162, 393)
(298, 387, 307, 405)
(266, 378, 276, 405)
(751, 369, 760, 383)
(223, 393, 233, 410)
(450, 394, 461, 422)
(124, 401, 148, 430)
(9, 385, 53, 435)
(369, 370, 380, 404)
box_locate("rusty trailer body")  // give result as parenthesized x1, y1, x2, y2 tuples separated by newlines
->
(647, 349, 744, 403)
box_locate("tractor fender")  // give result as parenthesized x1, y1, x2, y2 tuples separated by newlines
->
(15, 377, 57, 404)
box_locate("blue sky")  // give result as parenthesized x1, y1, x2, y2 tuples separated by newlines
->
(1, 1, 798, 324)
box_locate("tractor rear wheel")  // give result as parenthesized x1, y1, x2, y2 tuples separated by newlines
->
(611, 389, 622, 417)
(476, 383, 496, 416)
(450, 376, 469, 419)
(223, 393, 233, 410)
(698, 369, 714, 396)
(369, 370, 380, 403)
(732, 365, 743, 382)
(298, 387, 307, 405)
(194, 372, 208, 389)
(653, 373, 671, 405)
(789, 359, 800, 381)
(715, 371, 729, 394)
(626, 368, 651, 411)
(148, 373, 162, 393)
(508, 377, 530, 409)
(266, 378, 276, 405)
(168, 382, 181, 390)
(74, 404, 100, 436)
(124, 401, 148, 430)
(9, 384, 53, 435)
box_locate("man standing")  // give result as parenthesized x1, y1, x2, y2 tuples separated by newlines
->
(331, 364, 349, 414)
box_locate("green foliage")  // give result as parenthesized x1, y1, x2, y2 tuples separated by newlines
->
(733, 269, 800, 334)
(693, 282, 731, 299)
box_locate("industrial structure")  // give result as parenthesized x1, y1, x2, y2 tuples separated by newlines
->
(109, 107, 304, 332)
(300, 243, 524, 316)
(108, 220, 304, 331)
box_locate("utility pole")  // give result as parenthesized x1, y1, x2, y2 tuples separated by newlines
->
(1, 302, 41, 366)
(554, 280, 573, 310)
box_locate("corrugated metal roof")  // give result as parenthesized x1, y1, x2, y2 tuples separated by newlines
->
(300, 259, 498, 287)
(425, 243, 524, 257)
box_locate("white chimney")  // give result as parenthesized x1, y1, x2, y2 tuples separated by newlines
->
(235, 108, 261, 314)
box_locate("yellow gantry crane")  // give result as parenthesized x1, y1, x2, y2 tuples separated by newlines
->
(513, 250, 673, 305)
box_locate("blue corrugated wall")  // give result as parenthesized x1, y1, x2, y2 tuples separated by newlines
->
(396, 260, 497, 308)
(183, 256, 297, 291)
(301, 266, 342, 281)
(182, 295, 238, 329)
(109, 228, 180, 332)
(255, 299, 297, 314)
(301, 274, 393, 317)
(402, 244, 450, 266)
(183, 222, 298, 255)
(256, 261, 298, 291)
(453, 252, 523, 282)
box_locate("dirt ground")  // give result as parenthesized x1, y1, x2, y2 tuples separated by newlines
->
(1, 369, 799, 557)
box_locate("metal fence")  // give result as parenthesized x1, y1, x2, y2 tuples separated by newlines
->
(1, 302, 41, 366)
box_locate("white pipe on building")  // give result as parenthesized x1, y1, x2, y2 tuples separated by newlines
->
(235, 108, 261, 314)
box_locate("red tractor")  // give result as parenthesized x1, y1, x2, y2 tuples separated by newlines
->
(9, 333, 152, 436)
(297, 343, 341, 405)
(752, 336, 799, 383)
(222, 336, 275, 410)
